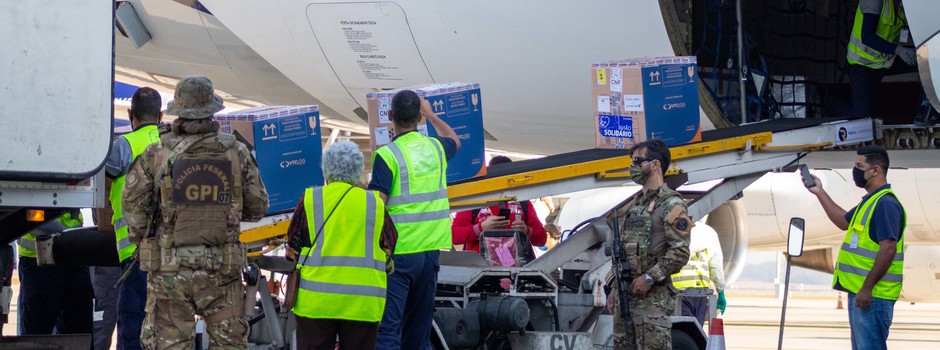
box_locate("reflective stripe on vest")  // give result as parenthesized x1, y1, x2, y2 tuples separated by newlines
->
(112, 125, 161, 262)
(293, 184, 387, 322)
(847, 0, 905, 69)
(833, 188, 906, 300)
(18, 212, 84, 258)
(373, 132, 451, 254)
(672, 249, 711, 290)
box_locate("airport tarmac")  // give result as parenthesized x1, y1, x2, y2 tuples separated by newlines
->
(2, 284, 938, 349)
(721, 294, 940, 349)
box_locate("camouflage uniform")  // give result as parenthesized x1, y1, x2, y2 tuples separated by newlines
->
(611, 186, 692, 350)
(122, 76, 269, 350)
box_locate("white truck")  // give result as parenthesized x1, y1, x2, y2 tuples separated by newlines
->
(0, 2, 112, 345)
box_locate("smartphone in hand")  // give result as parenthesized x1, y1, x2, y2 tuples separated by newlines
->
(498, 208, 512, 219)
(799, 164, 816, 188)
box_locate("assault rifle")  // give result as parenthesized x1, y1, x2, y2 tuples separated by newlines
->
(609, 214, 631, 324)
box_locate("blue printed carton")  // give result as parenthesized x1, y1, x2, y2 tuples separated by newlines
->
(216, 105, 323, 214)
(592, 57, 701, 148)
(367, 83, 486, 182)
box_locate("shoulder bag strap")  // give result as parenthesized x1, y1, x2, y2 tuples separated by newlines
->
(297, 186, 354, 269)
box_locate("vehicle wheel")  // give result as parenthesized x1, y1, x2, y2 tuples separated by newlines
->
(671, 328, 699, 350)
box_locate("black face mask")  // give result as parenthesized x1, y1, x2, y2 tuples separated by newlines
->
(852, 167, 869, 188)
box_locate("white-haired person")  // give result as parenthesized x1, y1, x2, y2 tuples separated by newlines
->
(285, 141, 396, 350)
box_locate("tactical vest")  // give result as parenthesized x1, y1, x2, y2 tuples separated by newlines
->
(372, 132, 451, 254)
(138, 132, 246, 274)
(18, 211, 83, 258)
(294, 184, 387, 322)
(833, 188, 906, 300)
(620, 188, 682, 279)
(847, 0, 906, 69)
(113, 124, 161, 262)
(671, 249, 711, 290)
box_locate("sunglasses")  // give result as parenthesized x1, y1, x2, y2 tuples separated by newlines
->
(632, 156, 655, 165)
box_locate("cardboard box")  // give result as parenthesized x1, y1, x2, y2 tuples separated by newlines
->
(592, 56, 701, 148)
(366, 83, 486, 182)
(216, 105, 323, 214)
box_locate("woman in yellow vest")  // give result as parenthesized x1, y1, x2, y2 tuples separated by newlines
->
(804, 145, 905, 349)
(286, 140, 393, 350)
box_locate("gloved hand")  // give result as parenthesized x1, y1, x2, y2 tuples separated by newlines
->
(895, 46, 917, 66)
(717, 291, 727, 314)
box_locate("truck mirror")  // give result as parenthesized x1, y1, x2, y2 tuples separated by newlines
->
(787, 217, 805, 257)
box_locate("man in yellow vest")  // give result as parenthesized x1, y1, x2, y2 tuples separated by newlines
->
(286, 141, 393, 350)
(671, 224, 726, 326)
(16, 210, 93, 336)
(369, 90, 461, 350)
(843, 0, 937, 126)
(104, 86, 162, 350)
(805, 145, 905, 349)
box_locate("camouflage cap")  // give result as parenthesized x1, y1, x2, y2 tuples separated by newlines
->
(166, 75, 225, 119)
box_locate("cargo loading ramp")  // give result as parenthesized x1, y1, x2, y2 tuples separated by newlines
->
(445, 118, 874, 277)
(239, 118, 873, 256)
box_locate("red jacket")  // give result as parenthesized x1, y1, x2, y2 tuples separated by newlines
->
(451, 201, 547, 252)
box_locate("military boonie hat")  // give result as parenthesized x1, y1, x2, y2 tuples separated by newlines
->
(166, 75, 225, 119)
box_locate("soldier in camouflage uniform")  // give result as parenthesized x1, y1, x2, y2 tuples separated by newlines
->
(608, 139, 692, 350)
(122, 75, 269, 349)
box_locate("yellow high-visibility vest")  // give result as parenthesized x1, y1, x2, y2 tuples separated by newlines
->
(372, 132, 451, 254)
(112, 125, 160, 262)
(293, 183, 387, 322)
(672, 249, 711, 290)
(847, 0, 906, 69)
(833, 188, 906, 300)
(17, 212, 83, 258)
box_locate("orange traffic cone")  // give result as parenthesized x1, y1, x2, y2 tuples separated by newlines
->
(706, 318, 726, 350)
(837, 292, 844, 310)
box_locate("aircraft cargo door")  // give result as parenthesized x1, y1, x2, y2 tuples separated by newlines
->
(307, 2, 435, 109)
(0, 1, 113, 180)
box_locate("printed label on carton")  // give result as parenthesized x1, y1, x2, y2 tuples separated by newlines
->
(624, 95, 644, 112)
(379, 97, 391, 124)
(598, 95, 611, 113)
(446, 92, 471, 115)
(596, 69, 607, 85)
(598, 114, 633, 138)
(661, 65, 692, 87)
(278, 115, 308, 142)
(375, 126, 390, 146)
(610, 68, 623, 92)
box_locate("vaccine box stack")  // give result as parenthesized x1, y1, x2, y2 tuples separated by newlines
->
(366, 83, 486, 182)
(591, 56, 701, 149)
(215, 105, 323, 214)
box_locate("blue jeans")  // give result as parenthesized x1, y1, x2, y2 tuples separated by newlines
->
(376, 250, 440, 350)
(847, 292, 895, 350)
(117, 259, 147, 350)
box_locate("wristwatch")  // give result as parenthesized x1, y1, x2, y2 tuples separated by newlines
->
(643, 273, 654, 286)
